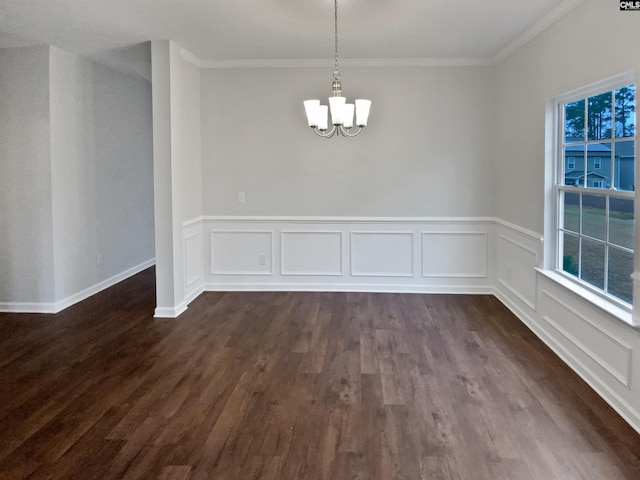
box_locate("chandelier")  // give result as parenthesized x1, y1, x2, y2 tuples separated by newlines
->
(303, 0, 371, 138)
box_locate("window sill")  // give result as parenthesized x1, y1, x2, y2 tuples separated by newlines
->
(535, 269, 636, 329)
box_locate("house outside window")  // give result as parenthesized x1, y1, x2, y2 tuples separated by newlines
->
(556, 78, 635, 306)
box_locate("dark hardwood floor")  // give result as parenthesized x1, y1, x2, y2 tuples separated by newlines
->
(0, 267, 639, 479)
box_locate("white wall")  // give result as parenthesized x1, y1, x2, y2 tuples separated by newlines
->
(201, 66, 494, 217)
(49, 47, 155, 303)
(0, 46, 55, 305)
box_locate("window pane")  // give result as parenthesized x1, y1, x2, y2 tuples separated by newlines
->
(565, 100, 585, 142)
(581, 239, 605, 289)
(608, 247, 633, 304)
(609, 197, 634, 249)
(564, 145, 584, 186)
(614, 140, 635, 191)
(558, 85, 635, 306)
(587, 143, 611, 189)
(588, 92, 612, 141)
(561, 232, 579, 277)
(615, 84, 635, 138)
(562, 191, 580, 232)
(581, 194, 606, 240)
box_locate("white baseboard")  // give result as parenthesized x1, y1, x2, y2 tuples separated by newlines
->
(0, 258, 156, 315)
(154, 302, 188, 319)
(0, 301, 58, 314)
(203, 282, 494, 295)
(493, 287, 538, 332)
(185, 284, 204, 305)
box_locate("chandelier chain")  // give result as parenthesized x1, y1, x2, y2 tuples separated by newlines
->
(334, 0, 339, 73)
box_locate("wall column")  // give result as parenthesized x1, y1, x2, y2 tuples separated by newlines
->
(151, 40, 186, 317)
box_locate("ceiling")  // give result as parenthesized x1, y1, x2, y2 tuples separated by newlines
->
(0, 0, 580, 66)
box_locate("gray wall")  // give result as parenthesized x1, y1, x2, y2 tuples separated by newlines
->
(0, 47, 55, 304)
(0, 45, 155, 307)
(173, 49, 202, 223)
(201, 66, 494, 217)
(493, 0, 640, 234)
(49, 47, 154, 301)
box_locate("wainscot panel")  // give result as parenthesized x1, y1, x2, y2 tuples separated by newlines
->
(351, 232, 414, 277)
(183, 222, 204, 304)
(495, 221, 542, 312)
(422, 231, 488, 278)
(199, 217, 495, 293)
(281, 231, 342, 276)
(209, 230, 273, 276)
(539, 289, 632, 388)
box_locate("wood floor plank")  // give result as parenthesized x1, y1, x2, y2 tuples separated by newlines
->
(1, 267, 639, 479)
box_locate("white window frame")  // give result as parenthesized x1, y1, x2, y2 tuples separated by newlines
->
(568, 156, 575, 169)
(551, 73, 635, 312)
(594, 156, 602, 169)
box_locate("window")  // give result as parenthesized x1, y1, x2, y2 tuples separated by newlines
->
(556, 79, 635, 306)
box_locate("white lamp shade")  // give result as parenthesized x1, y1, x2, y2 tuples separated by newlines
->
(318, 105, 329, 131)
(328, 96, 346, 125)
(343, 104, 355, 128)
(303, 100, 320, 127)
(355, 99, 371, 127)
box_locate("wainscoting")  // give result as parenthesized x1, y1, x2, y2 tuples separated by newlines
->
(183, 215, 640, 435)
(183, 217, 496, 298)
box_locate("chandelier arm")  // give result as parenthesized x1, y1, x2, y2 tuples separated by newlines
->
(338, 126, 363, 137)
(313, 126, 337, 138)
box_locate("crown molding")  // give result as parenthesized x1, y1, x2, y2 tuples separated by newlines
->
(202, 58, 328, 69)
(193, 57, 492, 69)
(492, 0, 584, 64)
(180, 47, 204, 68)
(179, 0, 585, 70)
(343, 58, 492, 68)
